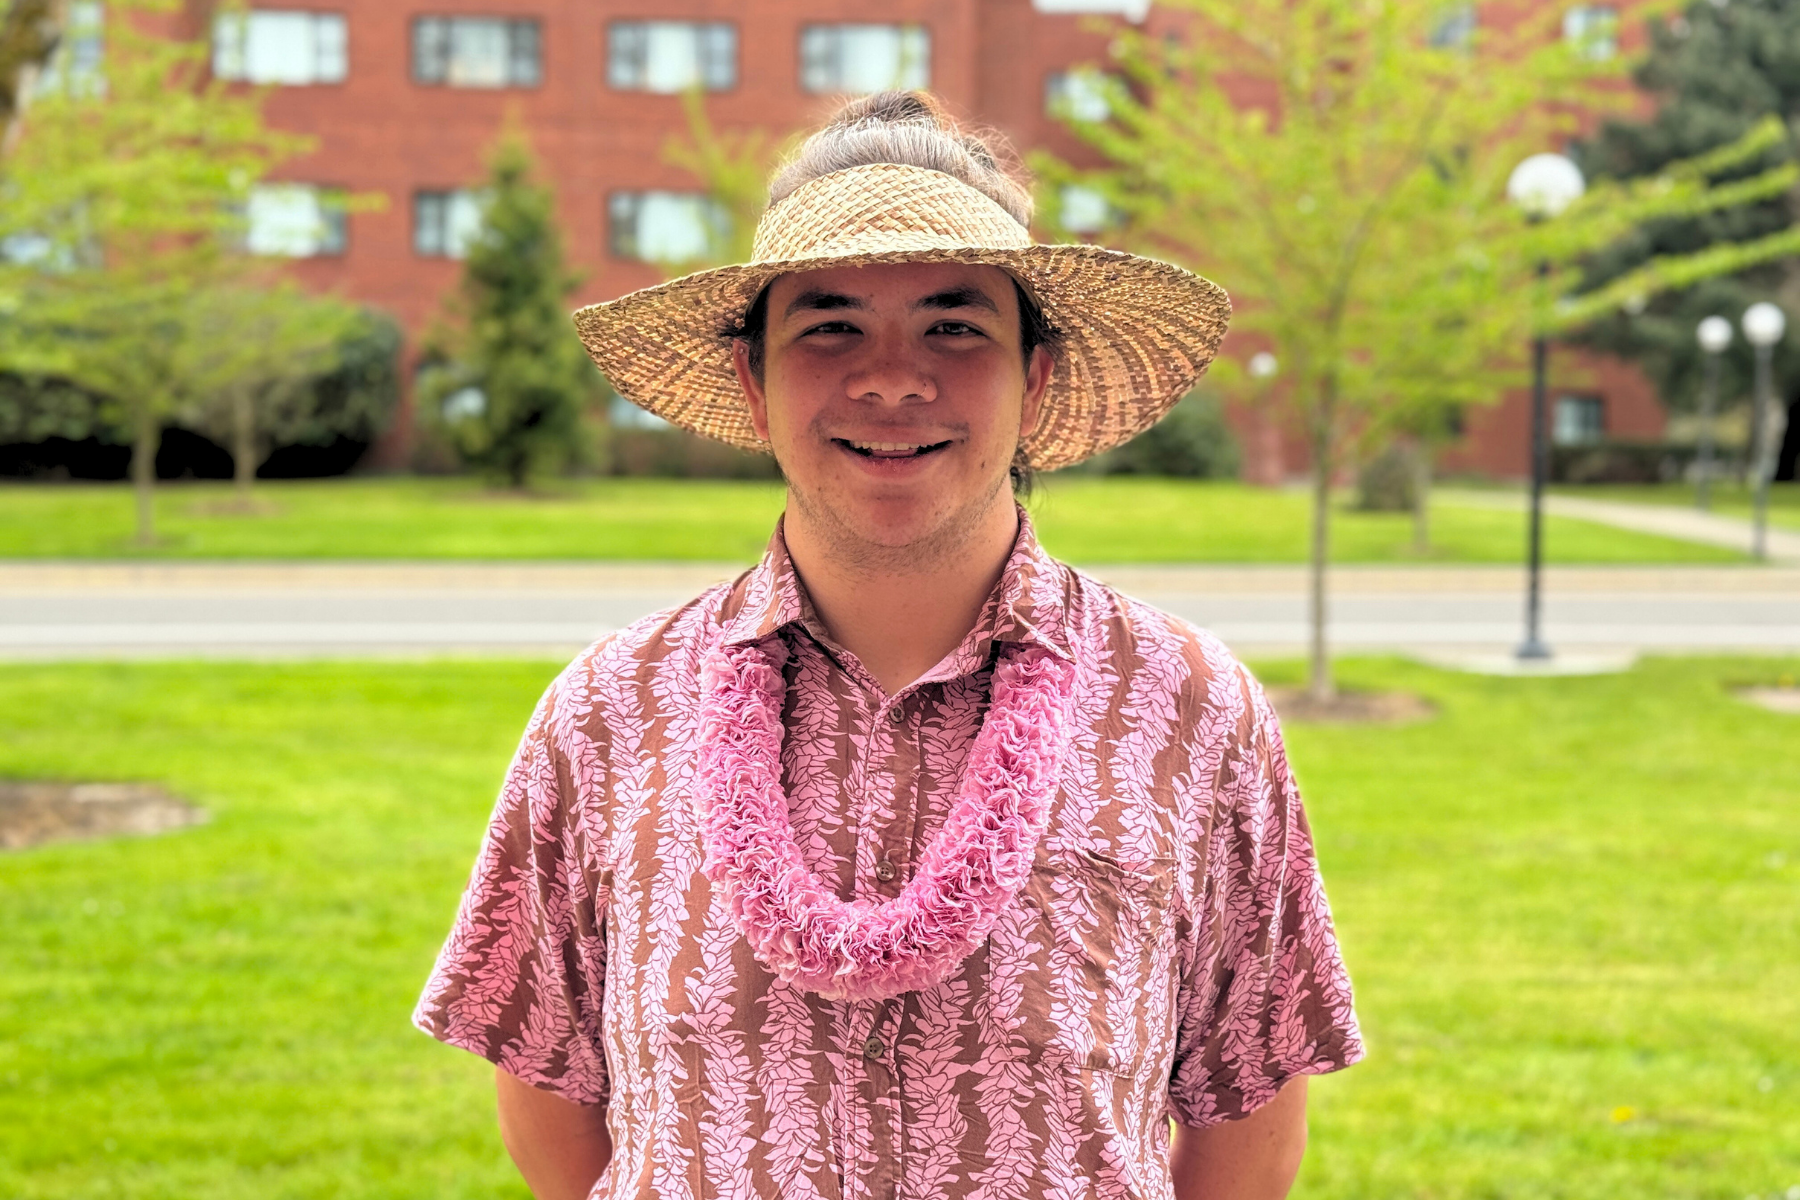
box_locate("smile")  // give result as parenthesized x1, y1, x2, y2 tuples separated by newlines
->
(833, 438, 953, 460)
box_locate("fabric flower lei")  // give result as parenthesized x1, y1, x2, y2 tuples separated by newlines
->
(696, 637, 1076, 1002)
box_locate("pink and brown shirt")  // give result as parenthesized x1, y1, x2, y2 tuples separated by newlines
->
(415, 514, 1363, 1200)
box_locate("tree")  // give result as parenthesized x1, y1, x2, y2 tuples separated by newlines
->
(660, 88, 789, 267)
(1047, 0, 1800, 700)
(1573, 0, 1800, 474)
(423, 131, 596, 488)
(178, 284, 372, 503)
(0, 0, 59, 150)
(0, 0, 302, 544)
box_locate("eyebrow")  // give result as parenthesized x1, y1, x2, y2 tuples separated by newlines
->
(782, 288, 866, 319)
(914, 287, 999, 315)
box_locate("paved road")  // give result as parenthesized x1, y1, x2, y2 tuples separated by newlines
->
(3, 561, 1796, 661)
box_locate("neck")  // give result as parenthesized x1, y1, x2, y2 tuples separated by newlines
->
(782, 496, 1021, 697)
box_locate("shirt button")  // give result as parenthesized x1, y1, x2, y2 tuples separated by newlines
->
(862, 1036, 885, 1059)
(875, 859, 896, 883)
(887, 705, 905, 725)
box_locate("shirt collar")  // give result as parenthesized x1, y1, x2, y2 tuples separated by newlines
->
(717, 507, 1075, 669)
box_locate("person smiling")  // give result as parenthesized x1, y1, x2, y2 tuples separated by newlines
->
(415, 92, 1362, 1200)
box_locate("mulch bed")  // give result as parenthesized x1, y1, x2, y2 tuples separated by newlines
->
(1267, 687, 1437, 724)
(0, 781, 207, 851)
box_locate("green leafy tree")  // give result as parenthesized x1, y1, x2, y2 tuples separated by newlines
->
(178, 284, 373, 503)
(424, 132, 596, 488)
(660, 88, 790, 267)
(0, 0, 59, 148)
(1574, 0, 1800, 464)
(0, 0, 302, 544)
(1047, 0, 1800, 699)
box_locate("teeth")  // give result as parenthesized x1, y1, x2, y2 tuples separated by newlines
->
(851, 441, 929, 452)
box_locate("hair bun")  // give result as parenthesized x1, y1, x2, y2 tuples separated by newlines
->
(830, 90, 949, 131)
(769, 89, 1033, 228)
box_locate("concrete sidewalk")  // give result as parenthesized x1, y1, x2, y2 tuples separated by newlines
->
(4, 560, 1796, 661)
(1440, 489, 1800, 563)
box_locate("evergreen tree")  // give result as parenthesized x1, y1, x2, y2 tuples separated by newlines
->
(428, 133, 596, 488)
(1576, 0, 1800, 470)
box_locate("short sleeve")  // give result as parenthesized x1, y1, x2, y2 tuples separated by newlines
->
(1166, 669, 1364, 1127)
(412, 673, 611, 1106)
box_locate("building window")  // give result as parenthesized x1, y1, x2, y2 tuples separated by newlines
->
(1428, 3, 1477, 49)
(608, 191, 728, 264)
(1045, 68, 1111, 122)
(414, 189, 486, 258)
(1563, 5, 1617, 60)
(799, 24, 929, 94)
(1554, 395, 1605, 446)
(246, 184, 347, 257)
(412, 17, 541, 88)
(608, 21, 735, 92)
(212, 10, 347, 85)
(1058, 185, 1115, 234)
(31, 0, 104, 98)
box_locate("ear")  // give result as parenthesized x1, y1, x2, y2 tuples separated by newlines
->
(732, 340, 771, 442)
(1018, 344, 1054, 440)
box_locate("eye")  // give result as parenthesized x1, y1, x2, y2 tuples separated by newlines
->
(929, 320, 985, 337)
(800, 320, 859, 337)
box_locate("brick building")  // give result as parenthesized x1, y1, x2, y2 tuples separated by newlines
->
(197, 0, 1665, 479)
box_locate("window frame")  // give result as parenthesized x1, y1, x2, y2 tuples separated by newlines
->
(606, 20, 738, 93)
(244, 182, 349, 258)
(797, 22, 931, 95)
(410, 15, 542, 88)
(211, 8, 349, 86)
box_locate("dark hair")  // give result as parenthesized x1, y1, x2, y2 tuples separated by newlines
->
(725, 91, 1060, 491)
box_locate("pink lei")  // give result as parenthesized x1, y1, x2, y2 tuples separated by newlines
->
(696, 637, 1076, 1002)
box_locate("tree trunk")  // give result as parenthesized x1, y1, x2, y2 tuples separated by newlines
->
(1410, 440, 1431, 553)
(232, 387, 257, 501)
(131, 401, 160, 547)
(1307, 377, 1336, 703)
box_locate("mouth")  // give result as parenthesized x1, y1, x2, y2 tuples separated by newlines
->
(832, 438, 954, 461)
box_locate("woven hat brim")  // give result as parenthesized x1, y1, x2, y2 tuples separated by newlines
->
(572, 243, 1231, 473)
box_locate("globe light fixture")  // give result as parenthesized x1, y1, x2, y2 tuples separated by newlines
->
(1506, 153, 1586, 220)
(1741, 302, 1787, 558)
(1693, 316, 1733, 510)
(1506, 152, 1586, 663)
(1248, 351, 1279, 379)
(1743, 301, 1786, 348)
(1696, 315, 1733, 354)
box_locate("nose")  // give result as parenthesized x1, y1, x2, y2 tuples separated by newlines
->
(842, 333, 936, 407)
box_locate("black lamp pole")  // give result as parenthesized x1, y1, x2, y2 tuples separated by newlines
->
(1697, 349, 1719, 511)
(1519, 259, 1552, 661)
(1753, 340, 1773, 561)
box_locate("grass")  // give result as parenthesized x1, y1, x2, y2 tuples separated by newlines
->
(0, 476, 1752, 563)
(1549, 481, 1800, 531)
(2, 655, 1797, 1197)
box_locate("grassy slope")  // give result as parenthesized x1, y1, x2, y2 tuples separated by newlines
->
(2, 656, 1797, 1198)
(0, 476, 1748, 563)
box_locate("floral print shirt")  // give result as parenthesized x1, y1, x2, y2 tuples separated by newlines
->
(415, 513, 1363, 1200)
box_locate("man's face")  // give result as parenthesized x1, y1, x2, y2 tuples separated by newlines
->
(733, 261, 1052, 559)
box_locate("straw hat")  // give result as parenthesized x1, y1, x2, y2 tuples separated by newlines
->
(571, 162, 1231, 472)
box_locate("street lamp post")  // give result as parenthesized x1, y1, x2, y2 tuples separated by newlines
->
(1506, 153, 1585, 662)
(1742, 302, 1787, 560)
(1695, 315, 1733, 511)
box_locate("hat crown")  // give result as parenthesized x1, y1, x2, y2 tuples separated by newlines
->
(751, 162, 1033, 264)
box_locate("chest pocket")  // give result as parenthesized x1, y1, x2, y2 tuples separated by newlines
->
(1013, 845, 1177, 1078)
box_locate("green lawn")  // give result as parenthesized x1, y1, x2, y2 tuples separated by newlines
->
(2, 656, 1796, 1198)
(0, 476, 1750, 563)
(1550, 481, 1800, 531)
